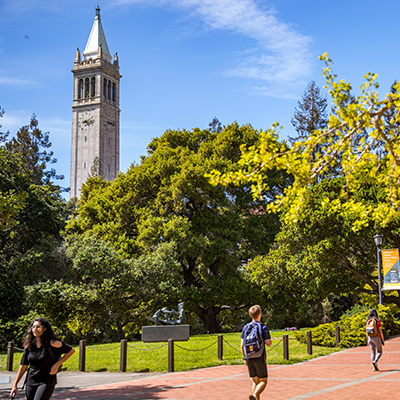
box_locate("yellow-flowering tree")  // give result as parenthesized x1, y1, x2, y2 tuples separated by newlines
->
(209, 54, 400, 231)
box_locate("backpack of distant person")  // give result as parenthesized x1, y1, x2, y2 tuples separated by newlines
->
(243, 322, 264, 358)
(366, 318, 378, 337)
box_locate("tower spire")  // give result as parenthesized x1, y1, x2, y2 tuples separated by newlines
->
(82, 6, 111, 62)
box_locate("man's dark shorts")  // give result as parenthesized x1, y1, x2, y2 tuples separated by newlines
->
(247, 357, 268, 378)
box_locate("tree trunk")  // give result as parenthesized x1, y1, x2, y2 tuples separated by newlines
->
(195, 305, 222, 333)
(383, 293, 400, 306)
(116, 323, 125, 340)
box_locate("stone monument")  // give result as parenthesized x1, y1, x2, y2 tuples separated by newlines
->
(142, 302, 190, 342)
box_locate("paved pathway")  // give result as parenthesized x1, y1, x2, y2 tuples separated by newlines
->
(2, 336, 400, 399)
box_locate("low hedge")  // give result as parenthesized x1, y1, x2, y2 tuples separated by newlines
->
(294, 305, 400, 348)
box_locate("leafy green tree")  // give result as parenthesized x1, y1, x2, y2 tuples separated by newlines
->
(0, 113, 67, 324)
(247, 176, 400, 323)
(0, 147, 67, 324)
(0, 177, 66, 285)
(67, 123, 286, 332)
(27, 237, 182, 340)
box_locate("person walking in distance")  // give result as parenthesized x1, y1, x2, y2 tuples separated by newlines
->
(366, 308, 385, 371)
(241, 305, 272, 400)
(10, 317, 75, 399)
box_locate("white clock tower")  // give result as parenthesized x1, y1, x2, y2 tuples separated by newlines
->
(70, 6, 121, 199)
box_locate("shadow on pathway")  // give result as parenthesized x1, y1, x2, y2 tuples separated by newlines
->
(3, 336, 400, 400)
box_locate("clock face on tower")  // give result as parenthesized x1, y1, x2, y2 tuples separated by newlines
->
(77, 113, 95, 131)
(81, 115, 95, 125)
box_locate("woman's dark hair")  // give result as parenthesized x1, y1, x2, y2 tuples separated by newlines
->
(23, 317, 59, 349)
(366, 308, 379, 323)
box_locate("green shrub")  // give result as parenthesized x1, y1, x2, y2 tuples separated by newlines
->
(294, 305, 400, 348)
(0, 312, 37, 350)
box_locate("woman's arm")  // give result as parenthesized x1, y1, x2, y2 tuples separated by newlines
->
(10, 364, 28, 398)
(378, 326, 385, 345)
(49, 341, 75, 375)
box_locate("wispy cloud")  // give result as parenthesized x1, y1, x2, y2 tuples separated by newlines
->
(0, 109, 32, 133)
(0, 72, 37, 86)
(113, 0, 313, 98)
(40, 118, 71, 137)
(0, 111, 71, 137)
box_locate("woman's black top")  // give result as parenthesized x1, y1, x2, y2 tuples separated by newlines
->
(20, 342, 73, 386)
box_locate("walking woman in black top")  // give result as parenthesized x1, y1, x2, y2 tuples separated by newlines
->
(10, 317, 75, 399)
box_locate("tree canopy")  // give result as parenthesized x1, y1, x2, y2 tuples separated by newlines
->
(247, 176, 400, 319)
(66, 122, 289, 332)
(0, 112, 67, 323)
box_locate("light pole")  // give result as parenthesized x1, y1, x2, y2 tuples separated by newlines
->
(374, 233, 383, 305)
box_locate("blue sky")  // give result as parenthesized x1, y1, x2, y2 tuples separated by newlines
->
(1, 0, 400, 195)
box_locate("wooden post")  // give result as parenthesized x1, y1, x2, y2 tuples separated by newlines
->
(335, 326, 340, 347)
(168, 339, 174, 373)
(6, 342, 14, 372)
(306, 331, 312, 355)
(218, 335, 223, 360)
(283, 335, 289, 360)
(120, 339, 127, 372)
(79, 340, 86, 372)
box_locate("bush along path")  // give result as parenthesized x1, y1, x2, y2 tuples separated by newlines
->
(295, 305, 400, 348)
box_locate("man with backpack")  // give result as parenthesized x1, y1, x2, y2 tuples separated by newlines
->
(241, 305, 272, 400)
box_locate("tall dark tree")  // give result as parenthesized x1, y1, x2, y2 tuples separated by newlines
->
(209, 117, 222, 133)
(290, 81, 328, 144)
(290, 81, 341, 178)
(0, 114, 64, 185)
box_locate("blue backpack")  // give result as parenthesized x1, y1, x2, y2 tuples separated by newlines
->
(243, 322, 264, 358)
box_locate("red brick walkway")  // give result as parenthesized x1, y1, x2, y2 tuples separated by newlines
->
(52, 336, 400, 400)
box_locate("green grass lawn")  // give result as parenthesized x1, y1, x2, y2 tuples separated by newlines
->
(0, 331, 341, 373)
